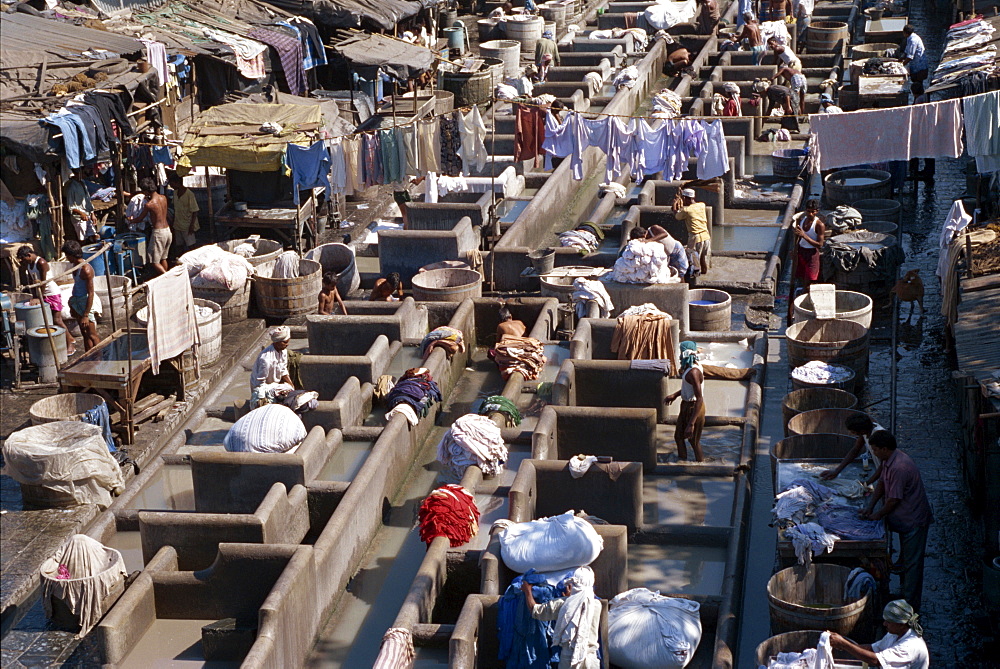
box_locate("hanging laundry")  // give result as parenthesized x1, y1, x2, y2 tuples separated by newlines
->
(963, 90, 1000, 173)
(514, 104, 545, 163)
(328, 139, 349, 195)
(440, 112, 463, 177)
(379, 128, 403, 184)
(393, 126, 408, 182)
(342, 136, 361, 193)
(41, 110, 95, 169)
(139, 39, 170, 89)
(201, 28, 267, 80)
(249, 28, 306, 96)
(696, 120, 729, 179)
(417, 117, 441, 173)
(401, 123, 421, 177)
(458, 105, 489, 174)
(541, 109, 583, 175)
(361, 133, 383, 188)
(284, 17, 327, 69)
(286, 141, 331, 205)
(584, 115, 636, 181)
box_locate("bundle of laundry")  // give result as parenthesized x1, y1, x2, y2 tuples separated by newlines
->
(179, 245, 254, 290)
(611, 306, 675, 361)
(815, 502, 886, 541)
(784, 522, 840, 565)
(861, 58, 908, 76)
(823, 231, 905, 282)
(571, 277, 614, 318)
(559, 228, 600, 253)
(420, 326, 465, 359)
(417, 484, 480, 547)
(497, 511, 604, 573)
(251, 383, 319, 413)
(385, 368, 442, 419)
(760, 20, 791, 45)
(600, 182, 628, 199)
(607, 588, 703, 669)
(643, 1, 696, 29)
(436, 413, 508, 479)
(478, 395, 522, 426)
(498, 568, 581, 668)
(613, 65, 640, 89)
(489, 336, 548, 380)
(40, 534, 127, 638)
(825, 205, 863, 233)
(790, 361, 854, 385)
(2, 422, 124, 509)
(269, 250, 301, 279)
(652, 88, 684, 118)
(763, 631, 834, 669)
(223, 403, 307, 454)
(844, 567, 877, 601)
(613, 239, 679, 284)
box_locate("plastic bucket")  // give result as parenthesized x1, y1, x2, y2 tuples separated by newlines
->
(528, 248, 556, 275)
(82, 243, 112, 277)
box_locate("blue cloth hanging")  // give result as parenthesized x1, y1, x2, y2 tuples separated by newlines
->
(497, 570, 562, 668)
(82, 400, 116, 453)
(285, 141, 332, 205)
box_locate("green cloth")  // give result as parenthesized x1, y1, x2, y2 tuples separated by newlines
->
(534, 37, 560, 66)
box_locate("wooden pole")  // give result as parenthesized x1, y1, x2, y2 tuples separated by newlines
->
(112, 144, 126, 232)
(205, 165, 215, 242)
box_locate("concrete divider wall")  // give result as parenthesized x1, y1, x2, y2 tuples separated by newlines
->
(306, 298, 428, 354)
(379, 217, 480, 283)
(509, 459, 644, 531)
(570, 317, 681, 368)
(298, 335, 396, 399)
(138, 483, 310, 571)
(554, 359, 671, 421)
(406, 191, 493, 230)
(533, 405, 660, 471)
(188, 426, 335, 513)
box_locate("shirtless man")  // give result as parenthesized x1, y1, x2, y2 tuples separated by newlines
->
(496, 306, 527, 341)
(129, 177, 170, 275)
(772, 64, 807, 114)
(734, 12, 765, 65)
(662, 42, 692, 76)
(369, 272, 403, 301)
(318, 272, 348, 315)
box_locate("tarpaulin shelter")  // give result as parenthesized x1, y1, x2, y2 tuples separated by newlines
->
(177, 102, 323, 172)
(333, 31, 436, 81)
(263, 0, 433, 31)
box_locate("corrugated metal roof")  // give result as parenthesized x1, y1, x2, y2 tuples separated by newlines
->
(89, 0, 167, 18)
(0, 13, 145, 63)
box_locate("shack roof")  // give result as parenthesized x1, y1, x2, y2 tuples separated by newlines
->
(333, 32, 435, 80)
(261, 0, 429, 31)
(178, 102, 323, 172)
(0, 12, 145, 64)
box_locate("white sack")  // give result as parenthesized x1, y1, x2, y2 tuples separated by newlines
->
(41, 534, 127, 637)
(1, 421, 124, 508)
(224, 403, 306, 453)
(499, 511, 604, 573)
(608, 588, 702, 668)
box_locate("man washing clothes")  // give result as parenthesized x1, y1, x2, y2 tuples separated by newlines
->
(496, 306, 528, 341)
(734, 13, 765, 65)
(861, 431, 934, 611)
(829, 600, 929, 668)
(521, 566, 601, 669)
(634, 225, 689, 278)
(671, 188, 711, 276)
(820, 413, 887, 485)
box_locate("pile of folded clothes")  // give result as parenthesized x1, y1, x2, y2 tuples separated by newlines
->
(384, 368, 442, 425)
(489, 337, 547, 380)
(418, 484, 480, 547)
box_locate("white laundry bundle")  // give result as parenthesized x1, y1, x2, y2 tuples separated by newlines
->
(571, 278, 614, 318)
(764, 631, 834, 669)
(613, 65, 640, 88)
(224, 403, 307, 454)
(498, 511, 604, 573)
(568, 455, 598, 478)
(559, 229, 600, 253)
(180, 245, 254, 290)
(232, 242, 257, 258)
(607, 588, 702, 668)
(271, 250, 300, 278)
(772, 485, 816, 525)
(618, 303, 668, 319)
(790, 361, 854, 385)
(436, 413, 508, 479)
(612, 239, 679, 284)
(600, 181, 628, 199)
(652, 89, 684, 118)
(784, 522, 840, 565)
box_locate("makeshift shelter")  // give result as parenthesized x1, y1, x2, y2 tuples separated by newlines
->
(333, 31, 436, 81)
(263, 0, 431, 31)
(177, 101, 325, 250)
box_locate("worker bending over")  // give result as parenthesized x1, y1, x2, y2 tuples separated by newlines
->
(521, 567, 601, 669)
(830, 600, 929, 669)
(820, 412, 887, 484)
(497, 306, 528, 341)
(672, 188, 711, 276)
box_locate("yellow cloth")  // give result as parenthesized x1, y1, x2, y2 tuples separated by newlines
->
(177, 103, 321, 172)
(171, 188, 200, 234)
(675, 203, 710, 244)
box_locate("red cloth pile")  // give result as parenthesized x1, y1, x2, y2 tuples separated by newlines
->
(418, 484, 480, 547)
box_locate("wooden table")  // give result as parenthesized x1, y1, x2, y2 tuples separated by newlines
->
(214, 196, 317, 253)
(59, 329, 187, 444)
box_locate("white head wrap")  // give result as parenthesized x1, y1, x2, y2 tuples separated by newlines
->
(270, 326, 291, 343)
(552, 566, 600, 667)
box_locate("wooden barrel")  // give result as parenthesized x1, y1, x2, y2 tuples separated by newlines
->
(216, 238, 283, 276)
(411, 268, 482, 302)
(540, 2, 568, 33)
(781, 388, 857, 436)
(860, 220, 898, 236)
(192, 281, 251, 325)
(853, 198, 902, 225)
(434, 89, 455, 115)
(768, 564, 869, 635)
(756, 631, 860, 666)
(806, 21, 849, 55)
(786, 318, 870, 382)
(439, 7, 458, 34)
(771, 432, 858, 461)
(823, 231, 902, 298)
(480, 39, 521, 80)
(823, 169, 892, 207)
(503, 15, 544, 56)
(793, 290, 873, 330)
(30, 393, 106, 426)
(443, 66, 496, 106)
(688, 289, 732, 332)
(255, 258, 322, 318)
(787, 408, 870, 438)
(478, 18, 500, 42)
(193, 299, 222, 365)
(850, 42, 897, 59)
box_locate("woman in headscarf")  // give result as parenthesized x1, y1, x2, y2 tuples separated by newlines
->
(664, 341, 706, 461)
(829, 599, 929, 668)
(521, 566, 601, 668)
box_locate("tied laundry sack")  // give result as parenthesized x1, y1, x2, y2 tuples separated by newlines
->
(499, 511, 603, 573)
(608, 588, 703, 669)
(224, 404, 307, 454)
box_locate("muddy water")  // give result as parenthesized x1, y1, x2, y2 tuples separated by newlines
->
(119, 618, 237, 669)
(627, 543, 728, 595)
(386, 345, 426, 378)
(712, 226, 780, 253)
(317, 441, 374, 482)
(106, 530, 144, 573)
(539, 342, 571, 384)
(125, 465, 195, 511)
(643, 476, 736, 526)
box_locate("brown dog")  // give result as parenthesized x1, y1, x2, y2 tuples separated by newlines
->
(891, 269, 924, 320)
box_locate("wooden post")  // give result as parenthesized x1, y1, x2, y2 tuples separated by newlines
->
(205, 165, 215, 241)
(112, 144, 126, 231)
